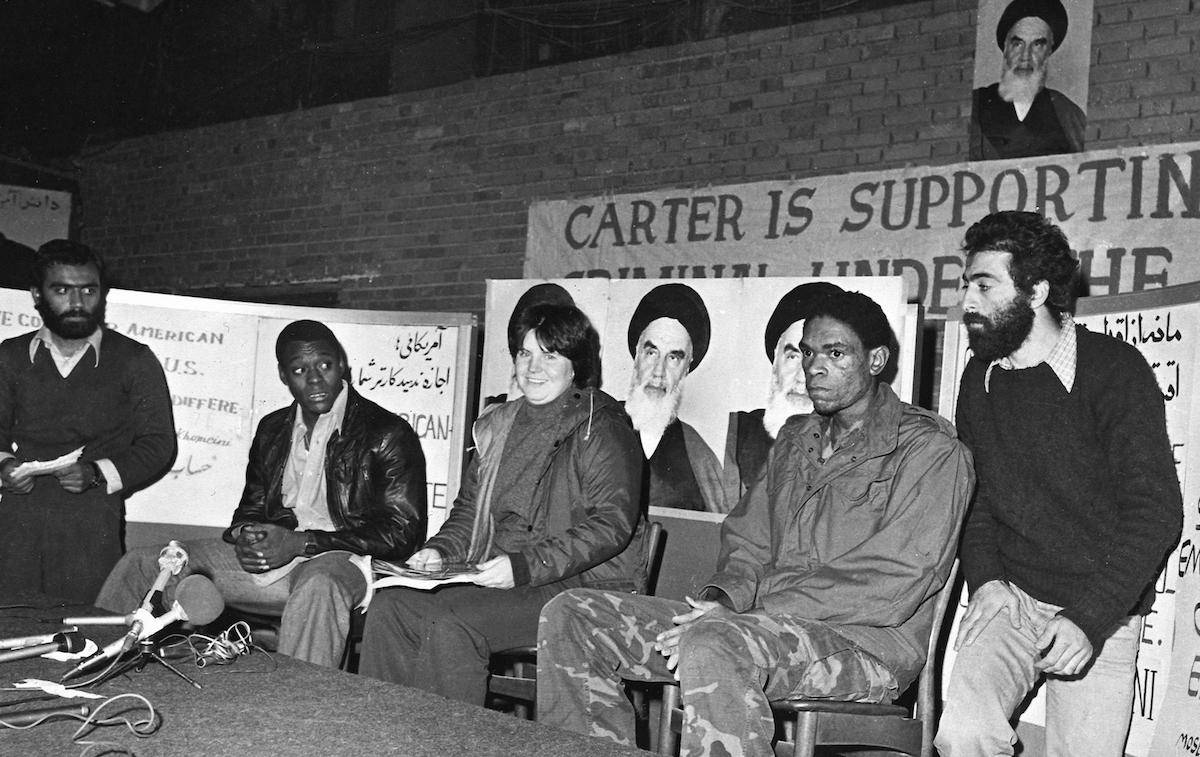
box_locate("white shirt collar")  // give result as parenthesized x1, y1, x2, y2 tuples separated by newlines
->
(283, 381, 350, 532)
(30, 326, 103, 368)
(291, 380, 350, 439)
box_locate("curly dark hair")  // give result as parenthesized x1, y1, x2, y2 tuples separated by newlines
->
(33, 239, 106, 289)
(274, 319, 344, 363)
(962, 211, 1079, 322)
(511, 303, 601, 389)
(805, 289, 896, 353)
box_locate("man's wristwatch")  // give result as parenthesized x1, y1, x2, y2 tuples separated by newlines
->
(302, 533, 319, 557)
(87, 462, 106, 491)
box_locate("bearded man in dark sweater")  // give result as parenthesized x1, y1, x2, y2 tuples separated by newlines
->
(935, 212, 1183, 757)
(0, 240, 175, 603)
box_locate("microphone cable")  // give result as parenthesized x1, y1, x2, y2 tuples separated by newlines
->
(157, 621, 278, 673)
(0, 691, 158, 738)
(72, 693, 160, 755)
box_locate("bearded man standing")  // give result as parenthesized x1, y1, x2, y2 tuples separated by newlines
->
(935, 211, 1182, 756)
(969, 0, 1085, 160)
(0, 240, 175, 602)
(624, 283, 726, 513)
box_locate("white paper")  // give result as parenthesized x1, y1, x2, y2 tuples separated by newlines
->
(11, 446, 83, 478)
(12, 679, 104, 699)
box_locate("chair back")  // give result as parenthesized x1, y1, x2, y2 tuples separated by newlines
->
(638, 520, 666, 596)
(649, 512, 723, 601)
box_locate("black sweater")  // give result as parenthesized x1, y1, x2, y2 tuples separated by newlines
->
(956, 325, 1183, 645)
(0, 328, 175, 493)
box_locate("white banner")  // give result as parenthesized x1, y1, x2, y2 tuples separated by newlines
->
(526, 140, 1200, 317)
(0, 288, 475, 536)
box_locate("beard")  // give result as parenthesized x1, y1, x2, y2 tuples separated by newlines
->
(963, 293, 1035, 363)
(998, 62, 1047, 106)
(36, 298, 105, 340)
(761, 375, 812, 440)
(625, 374, 682, 438)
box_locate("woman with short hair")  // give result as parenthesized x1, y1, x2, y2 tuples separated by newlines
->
(359, 303, 646, 705)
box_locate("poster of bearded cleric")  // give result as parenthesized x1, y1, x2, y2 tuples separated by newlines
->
(479, 277, 910, 516)
(970, 0, 1094, 161)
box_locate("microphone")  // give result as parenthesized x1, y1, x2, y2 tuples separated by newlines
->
(0, 631, 85, 664)
(0, 627, 78, 651)
(0, 703, 91, 726)
(58, 539, 191, 625)
(141, 540, 188, 613)
(61, 574, 225, 682)
(59, 613, 136, 626)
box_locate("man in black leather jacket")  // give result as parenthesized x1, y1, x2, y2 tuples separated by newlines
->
(97, 320, 427, 667)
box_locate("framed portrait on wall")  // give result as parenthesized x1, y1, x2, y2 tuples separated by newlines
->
(969, 0, 1094, 161)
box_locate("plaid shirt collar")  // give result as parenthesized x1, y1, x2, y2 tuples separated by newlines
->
(984, 316, 1076, 393)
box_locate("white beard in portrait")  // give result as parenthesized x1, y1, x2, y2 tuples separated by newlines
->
(625, 366, 684, 454)
(761, 362, 813, 439)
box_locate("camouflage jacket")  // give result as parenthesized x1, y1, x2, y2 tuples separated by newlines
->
(705, 382, 974, 689)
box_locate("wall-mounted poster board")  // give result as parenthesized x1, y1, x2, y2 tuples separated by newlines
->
(939, 281, 1200, 757)
(0, 287, 476, 539)
(482, 277, 924, 599)
(482, 277, 915, 513)
(0, 184, 71, 249)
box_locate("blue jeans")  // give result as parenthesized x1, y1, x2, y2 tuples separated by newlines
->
(936, 582, 1142, 757)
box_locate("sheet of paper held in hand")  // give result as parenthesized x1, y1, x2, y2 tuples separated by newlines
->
(10, 447, 83, 478)
(348, 555, 481, 609)
(370, 560, 481, 590)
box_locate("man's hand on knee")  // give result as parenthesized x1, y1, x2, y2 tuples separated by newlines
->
(955, 580, 1023, 650)
(655, 596, 729, 677)
(1035, 616, 1093, 676)
(235, 524, 306, 572)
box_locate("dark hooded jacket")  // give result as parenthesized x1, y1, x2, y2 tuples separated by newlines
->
(425, 387, 646, 591)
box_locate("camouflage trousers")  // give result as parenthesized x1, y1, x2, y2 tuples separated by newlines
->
(537, 588, 897, 757)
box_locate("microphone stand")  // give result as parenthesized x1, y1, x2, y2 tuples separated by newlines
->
(84, 637, 202, 690)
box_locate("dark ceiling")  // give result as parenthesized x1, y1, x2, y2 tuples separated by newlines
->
(1, 0, 913, 168)
(2, 0, 152, 160)
(1, 0, 398, 163)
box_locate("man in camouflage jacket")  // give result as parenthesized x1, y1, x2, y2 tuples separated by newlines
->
(536, 290, 974, 757)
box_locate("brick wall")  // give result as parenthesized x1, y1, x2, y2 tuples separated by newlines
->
(78, 0, 1200, 318)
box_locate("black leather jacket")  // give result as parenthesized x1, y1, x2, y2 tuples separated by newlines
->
(222, 386, 427, 560)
